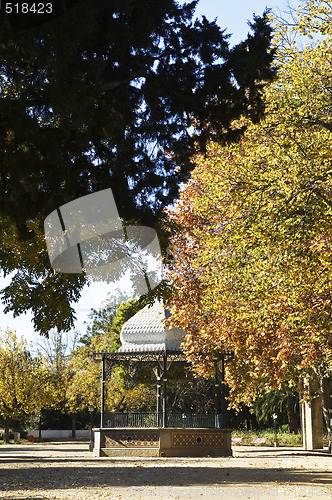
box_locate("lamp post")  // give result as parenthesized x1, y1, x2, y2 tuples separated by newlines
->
(272, 413, 278, 447)
(153, 365, 161, 427)
(329, 409, 332, 455)
(38, 410, 42, 442)
(88, 404, 94, 452)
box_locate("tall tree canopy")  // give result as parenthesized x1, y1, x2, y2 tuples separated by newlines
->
(166, 0, 332, 427)
(0, 0, 275, 235)
(0, 0, 275, 334)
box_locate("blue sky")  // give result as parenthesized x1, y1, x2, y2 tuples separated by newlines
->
(0, 0, 298, 346)
(194, 0, 279, 44)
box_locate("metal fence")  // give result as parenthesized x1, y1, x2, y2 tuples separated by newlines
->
(105, 412, 222, 428)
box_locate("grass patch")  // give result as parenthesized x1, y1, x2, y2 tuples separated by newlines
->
(0, 438, 34, 445)
(232, 428, 302, 446)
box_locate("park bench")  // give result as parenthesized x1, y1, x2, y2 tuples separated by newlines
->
(251, 437, 267, 445)
(231, 437, 243, 444)
(26, 435, 39, 443)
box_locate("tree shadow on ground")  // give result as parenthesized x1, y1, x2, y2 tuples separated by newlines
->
(0, 465, 331, 492)
(0, 445, 88, 453)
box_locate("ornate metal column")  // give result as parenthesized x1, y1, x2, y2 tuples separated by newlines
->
(214, 352, 234, 429)
(220, 354, 226, 429)
(101, 354, 106, 428)
(214, 359, 222, 428)
(153, 365, 162, 426)
(162, 354, 168, 428)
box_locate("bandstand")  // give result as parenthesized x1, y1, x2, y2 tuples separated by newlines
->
(93, 300, 233, 457)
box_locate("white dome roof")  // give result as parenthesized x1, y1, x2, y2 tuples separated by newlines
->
(118, 300, 186, 353)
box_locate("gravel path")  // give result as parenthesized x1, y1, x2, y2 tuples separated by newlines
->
(0, 442, 331, 499)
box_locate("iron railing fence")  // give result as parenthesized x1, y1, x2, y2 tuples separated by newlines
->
(105, 412, 222, 428)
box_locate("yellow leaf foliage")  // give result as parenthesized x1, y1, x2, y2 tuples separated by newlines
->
(166, 11, 332, 406)
(0, 329, 51, 421)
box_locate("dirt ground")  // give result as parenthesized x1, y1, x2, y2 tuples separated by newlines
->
(0, 442, 331, 499)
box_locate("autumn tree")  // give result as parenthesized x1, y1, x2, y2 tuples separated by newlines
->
(36, 329, 81, 434)
(0, 329, 50, 442)
(166, 0, 332, 433)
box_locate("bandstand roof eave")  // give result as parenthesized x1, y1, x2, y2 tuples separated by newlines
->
(93, 348, 187, 362)
(93, 349, 235, 363)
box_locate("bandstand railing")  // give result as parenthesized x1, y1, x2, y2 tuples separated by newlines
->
(105, 412, 222, 428)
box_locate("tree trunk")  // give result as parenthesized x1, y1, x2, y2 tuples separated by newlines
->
(287, 393, 300, 434)
(71, 414, 76, 438)
(318, 373, 331, 442)
(3, 418, 10, 443)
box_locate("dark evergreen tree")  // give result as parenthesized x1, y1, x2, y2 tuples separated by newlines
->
(0, 0, 275, 233)
(0, 0, 275, 334)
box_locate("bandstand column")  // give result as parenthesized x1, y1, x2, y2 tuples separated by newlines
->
(214, 353, 233, 429)
(156, 367, 161, 426)
(100, 355, 106, 428)
(162, 354, 168, 428)
(214, 360, 222, 428)
(220, 354, 226, 429)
